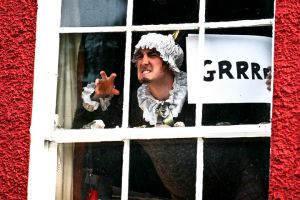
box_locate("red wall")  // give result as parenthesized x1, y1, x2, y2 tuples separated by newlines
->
(0, 0, 37, 199)
(0, 0, 299, 199)
(269, 0, 300, 199)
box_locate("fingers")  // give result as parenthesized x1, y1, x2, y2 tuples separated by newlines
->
(96, 71, 116, 85)
(109, 73, 119, 95)
(109, 73, 117, 83)
(265, 66, 272, 91)
(100, 71, 108, 80)
(95, 70, 119, 96)
(266, 79, 271, 91)
(112, 88, 120, 96)
(99, 71, 116, 81)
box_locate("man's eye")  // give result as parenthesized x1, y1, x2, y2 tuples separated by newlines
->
(148, 52, 160, 57)
(134, 54, 143, 60)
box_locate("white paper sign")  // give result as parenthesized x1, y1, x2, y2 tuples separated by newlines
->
(186, 34, 272, 104)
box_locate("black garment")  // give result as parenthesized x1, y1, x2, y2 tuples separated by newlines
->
(129, 92, 197, 200)
(73, 92, 268, 200)
(73, 95, 123, 129)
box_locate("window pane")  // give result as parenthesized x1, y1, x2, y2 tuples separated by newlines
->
(58, 142, 123, 200)
(133, 0, 199, 25)
(203, 138, 270, 199)
(129, 31, 197, 128)
(60, 0, 127, 27)
(205, 0, 274, 22)
(202, 103, 271, 125)
(129, 139, 197, 199)
(205, 26, 273, 37)
(201, 26, 273, 125)
(56, 33, 125, 129)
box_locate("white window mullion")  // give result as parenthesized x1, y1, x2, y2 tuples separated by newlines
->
(121, 0, 134, 128)
(32, 0, 62, 135)
(28, 140, 58, 200)
(195, 0, 206, 128)
(59, 26, 128, 33)
(58, 19, 274, 34)
(121, 31, 132, 128)
(121, 139, 130, 200)
(49, 124, 271, 143)
(205, 19, 274, 29)
(270, 1, 276, 118)
(195, 0, 206, 199)
(29, 0, 62, 199)
(120, 1, 134, 199)
(59, 24, 199, 33)
(195, 138, 204, 200)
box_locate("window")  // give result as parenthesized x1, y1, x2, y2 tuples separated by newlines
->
(28, 0, 275, 199)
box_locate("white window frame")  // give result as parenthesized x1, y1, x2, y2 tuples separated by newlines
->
(28, 0, 275, 199)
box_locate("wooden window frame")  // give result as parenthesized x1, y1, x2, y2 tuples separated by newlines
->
(28, 0, 275, 199)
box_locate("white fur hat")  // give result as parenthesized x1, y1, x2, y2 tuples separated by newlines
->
(133, 33, 184, 73)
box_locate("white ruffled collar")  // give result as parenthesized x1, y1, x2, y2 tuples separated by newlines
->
(137, 71, 187, 125)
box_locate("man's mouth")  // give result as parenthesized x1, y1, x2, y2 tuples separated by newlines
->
(141, 67, 152, 74)
(142, 70, 151, 74)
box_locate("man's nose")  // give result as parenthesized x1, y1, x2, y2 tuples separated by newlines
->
(141, 55, 149, 65)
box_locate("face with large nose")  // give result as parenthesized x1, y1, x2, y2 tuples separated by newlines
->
(135, 48, 169, 84)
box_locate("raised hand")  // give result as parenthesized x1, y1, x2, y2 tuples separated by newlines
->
(92, 71, 120, 100)
(265, 66, 272, 91)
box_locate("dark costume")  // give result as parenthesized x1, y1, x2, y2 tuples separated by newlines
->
(74, 86, 268, 200)
(73, 33, 268, 200)
(74, 71, 198, 200)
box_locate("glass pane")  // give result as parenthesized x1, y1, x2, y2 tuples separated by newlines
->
(202, 103, 271, 125)
(205, 0, 274, 22)
(133, 0, 199, 25)
(56, 33, 125, 129)
(58, 142, 123, 200)
(129, 139, 197, 199)
(201, 26, 273, 125)
(60, 0, 127, 27)
(129, 31, 197, 128)
(203, 138, 270, 199)
(205, 26, 273, 37)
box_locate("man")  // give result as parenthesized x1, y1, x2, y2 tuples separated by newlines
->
(82, 33, 195, 127)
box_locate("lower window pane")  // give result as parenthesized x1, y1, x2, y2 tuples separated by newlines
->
(202, 103, 271, 125)
(203, 138, 270, 200)
(57, 142, 123, 200)
(129, 139, 197, 199)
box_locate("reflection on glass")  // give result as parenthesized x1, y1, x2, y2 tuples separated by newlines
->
(202, 103, 271, 125)
(206, 0, 274, 22)
(57, 142, 123, 200)
(56, 33, 125, 129)
(130, 139, 197, 199)
(61, 0, 127, 27)
(205, 26, 273, 37)
(133, 0, 199, 25)
(203, 138, 270, 200)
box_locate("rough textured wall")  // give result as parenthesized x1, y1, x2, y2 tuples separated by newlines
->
(0, 0, 37, 199)
(269, 0, 300, 199)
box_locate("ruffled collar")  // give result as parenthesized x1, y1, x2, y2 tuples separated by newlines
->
(137, 71, 187, 125)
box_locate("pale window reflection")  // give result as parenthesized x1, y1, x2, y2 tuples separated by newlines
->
(61, 0, 127, 27)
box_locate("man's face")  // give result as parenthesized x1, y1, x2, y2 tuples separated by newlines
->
(135, 48, 169, 84)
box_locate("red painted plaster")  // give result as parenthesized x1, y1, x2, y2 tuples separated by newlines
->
(269, 0, 300, 199)
(0, 0, 299, 199)
(0, 0, 37, 199)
